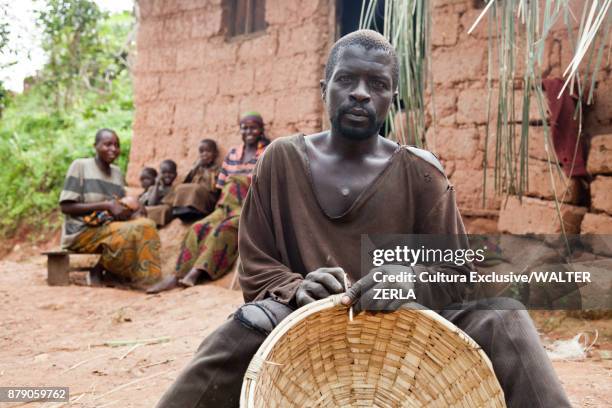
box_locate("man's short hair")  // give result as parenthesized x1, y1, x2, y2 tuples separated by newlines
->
(94, 128, 117, 145)
(324, 29, 399, 89)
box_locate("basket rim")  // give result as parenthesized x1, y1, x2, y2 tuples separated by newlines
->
(240, 294, 500, 407)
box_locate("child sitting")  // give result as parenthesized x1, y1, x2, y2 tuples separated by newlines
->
(143, 160, 178, 226)
(170, 139, 220, 222)
(138, 167, 158, 206)
(183, 139, 220, 189)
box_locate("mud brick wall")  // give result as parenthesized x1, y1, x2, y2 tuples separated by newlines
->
(429, 0, 612, 234)
(128, 0, 332, 184)
(130, 0, 611, 233)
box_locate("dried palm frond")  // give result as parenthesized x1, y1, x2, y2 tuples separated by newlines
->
(470, 0, 610, 206)
(360, 0, 431, 147)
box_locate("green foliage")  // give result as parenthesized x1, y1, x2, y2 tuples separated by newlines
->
(0, 2, 10, 54)
(0, 11, 135, 238)
(36, 0, 133, 110)
(0, 1, 13, 118)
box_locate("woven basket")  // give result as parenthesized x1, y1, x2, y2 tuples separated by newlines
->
(241, 295, 505, 407)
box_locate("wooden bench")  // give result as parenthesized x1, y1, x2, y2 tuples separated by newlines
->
(42, 250, 99, 286)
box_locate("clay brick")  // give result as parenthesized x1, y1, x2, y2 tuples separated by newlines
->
(426, 91, 457, 126)
(278, 22, 324, 57)
(133, 49, 149, 74)
(526, 126, 557, 162)
(525, 158, 581, 204)
(146, 47, 177, 72)
(592, 80, 612, 126)
(587, 134, 612, 175)
(581, 212, 612, 234)
(266, 0, 300, 25)
(159, 72, 187, 100)
(463, 217, 499, 234)
(253, 63, 274, 94)
(162, 14, 192, 44)
(432, 41, 485, 84)
(459, 8, 495, 41)
(498, 196, 586, 234)
(138, 0, 165, 18)
(132, 110, 147, 131)
(174, 102, 206, 130)
(176, 43, 206, 71)
(451, 168, 501, 210)
(270, 57, 299, 91)
(429, 127, 481, 163)
(274, 89, 321, 124)
(218, 65, 255, 96)
(432, 11, 459, 46)
(476, 125, 561, 169)
(456, 88, 493, 125)
(176, 0, 209, 12)
(591, 176, 612, 215)
(178, 69, 219, 100)
(238, 32, 278, 63)
(145, 102, 175, 130)
(205, 96, 240, 130)
(127, 127, 162, 184)
(190, 7, 223, 39)
(133, 74, 160, 104)
(298, 0, 326, 22)
(136, 20, 162, 49)
(203, 41, 239, 68)
(296, 57, 324, 89)
(457, 88, 542, 125)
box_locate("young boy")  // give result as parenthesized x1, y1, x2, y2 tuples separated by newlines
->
(143, 160, 178, 226)
(142, 160, 177, 206)
(184, 139, 220, 190)
(138, 167, 157, 206)
(171, 139, 220, 221)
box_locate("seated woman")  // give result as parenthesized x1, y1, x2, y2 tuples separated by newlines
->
(142, 159, 178, 226)
(147, 112, 270, 293)
(59, 128, 162, 290)
(168, 139, 220, 222)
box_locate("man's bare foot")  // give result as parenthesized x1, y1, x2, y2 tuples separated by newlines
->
(146, 276, 178, 294)
(178, 268, 203, 287)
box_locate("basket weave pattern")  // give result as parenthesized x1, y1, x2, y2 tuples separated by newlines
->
(241, 296, 505, 407)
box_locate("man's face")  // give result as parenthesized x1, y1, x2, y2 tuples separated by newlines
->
(240, 120, 263, 147)
(159, 164, 177, 186)
(323, 45, 395, 140)
(95, 132, 120, 164)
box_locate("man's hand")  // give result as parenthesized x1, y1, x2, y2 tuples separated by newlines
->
(106, 200, 132, 220)
(295, 267, 346, 307)
(341, 265, 415, 314)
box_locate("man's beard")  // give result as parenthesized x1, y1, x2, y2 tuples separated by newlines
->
(330, 105, 384, 141)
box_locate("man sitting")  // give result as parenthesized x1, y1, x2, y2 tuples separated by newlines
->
(155, 30, 571, 408)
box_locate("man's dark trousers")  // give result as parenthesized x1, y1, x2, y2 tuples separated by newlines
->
(156, 297, 571, 408)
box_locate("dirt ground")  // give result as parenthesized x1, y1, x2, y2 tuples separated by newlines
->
(1, 251, 611, 407)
